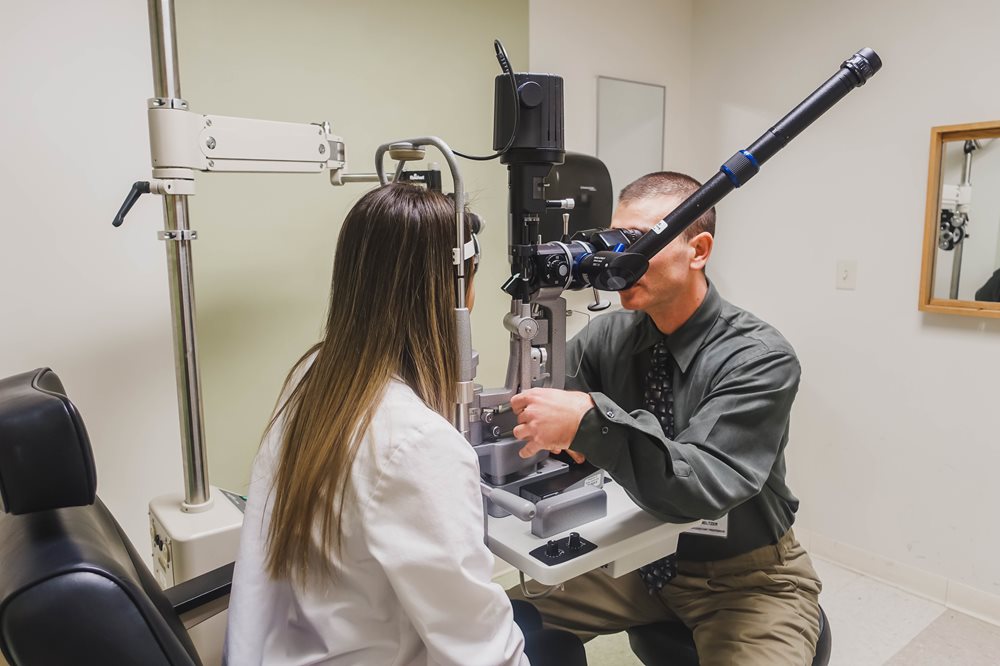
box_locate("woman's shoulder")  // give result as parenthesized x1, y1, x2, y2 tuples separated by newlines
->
(359, 381, 480, 509)
(373, 380, 469, 451)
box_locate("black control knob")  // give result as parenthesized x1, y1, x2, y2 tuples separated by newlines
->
(518, 80, 545, 108)
(567, 532, 583, 550)
(545, 540, 561, 558)
(543, 254, 569, 285)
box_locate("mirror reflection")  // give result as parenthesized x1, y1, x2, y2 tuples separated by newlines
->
(932, 138, 1000, 301)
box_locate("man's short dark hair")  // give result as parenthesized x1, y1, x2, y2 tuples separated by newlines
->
(618, 171, 716, 239)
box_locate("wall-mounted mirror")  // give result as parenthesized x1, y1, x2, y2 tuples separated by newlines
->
(596, 76, 665, 195)
(920, 121, 1000, 318)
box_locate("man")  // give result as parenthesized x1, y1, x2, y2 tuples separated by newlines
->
(508, 171, 822, 664)
(975, 267, 1000, 302)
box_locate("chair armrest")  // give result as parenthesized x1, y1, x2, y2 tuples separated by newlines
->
(163, 562, 235, 629)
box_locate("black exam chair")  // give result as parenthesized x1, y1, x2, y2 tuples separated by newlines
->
(627, 605, 832, 666)
(0, 368, 233, 666)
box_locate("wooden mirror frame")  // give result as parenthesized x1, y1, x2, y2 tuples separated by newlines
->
(919, 120, 1000, 318)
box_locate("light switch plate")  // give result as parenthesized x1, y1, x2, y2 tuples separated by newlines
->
(836, 260, 857, 290)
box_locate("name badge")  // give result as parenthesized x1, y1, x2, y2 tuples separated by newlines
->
(684, 514, 728, 538)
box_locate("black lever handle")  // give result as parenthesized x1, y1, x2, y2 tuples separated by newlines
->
(587, 287, 611, 312)
(112, 181, 151, 227)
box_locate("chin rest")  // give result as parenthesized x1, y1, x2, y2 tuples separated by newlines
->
(627, 605, 832, 666)
(0, 368, 232, 666)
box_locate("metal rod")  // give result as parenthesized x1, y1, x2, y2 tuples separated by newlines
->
(950, 239, 965, 299)
(627, 48, 882, 263)
(147, 0, 181, 98)
(518, 302, 533, 393)
(374, 138, 473, 435)
(950, 148, 975, 299)
(162, 195, 211, 509)
(338, 173, 384, 184)
(148, 0, 211, 510)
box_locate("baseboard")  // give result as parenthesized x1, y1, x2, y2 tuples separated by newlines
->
(797, 527, 1000, 627)
(946, 579, 1000, 628)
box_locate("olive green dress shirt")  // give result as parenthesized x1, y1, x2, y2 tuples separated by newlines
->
(568, 281, 801, 561)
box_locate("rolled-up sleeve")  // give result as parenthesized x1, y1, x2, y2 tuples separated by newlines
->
(572, 351, 800, 523)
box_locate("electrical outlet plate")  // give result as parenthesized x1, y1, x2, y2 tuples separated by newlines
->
(836, 260, 857, 290)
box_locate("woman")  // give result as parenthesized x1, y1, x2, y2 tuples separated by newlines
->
(225, 183, 585, 666)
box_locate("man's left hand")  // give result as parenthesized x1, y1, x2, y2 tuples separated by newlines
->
(510, 388, 594, 460)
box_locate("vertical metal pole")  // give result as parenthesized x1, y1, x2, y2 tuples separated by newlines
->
(453, 169, 473, 438)
(148, 0, 212, 510)
(949, 150, 975, 300)
(950, 227, 966, 300)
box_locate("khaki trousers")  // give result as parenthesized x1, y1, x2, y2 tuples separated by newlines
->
(509, 530, 822, 666)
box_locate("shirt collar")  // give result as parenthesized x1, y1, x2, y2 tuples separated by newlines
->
(629, 279, 723, 374)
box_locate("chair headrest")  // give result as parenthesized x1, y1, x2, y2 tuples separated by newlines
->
(0, 368, 97, 514)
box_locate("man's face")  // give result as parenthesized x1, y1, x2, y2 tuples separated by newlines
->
(611, 193, 695, 313)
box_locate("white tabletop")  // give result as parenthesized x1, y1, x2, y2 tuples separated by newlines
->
(487, 482, 696, 586)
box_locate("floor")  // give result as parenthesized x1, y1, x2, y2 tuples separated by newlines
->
(585, 556, 1000, 665)
(3, 558, 998, 666)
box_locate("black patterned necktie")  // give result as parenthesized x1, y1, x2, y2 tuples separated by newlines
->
(644, 340, 675, 437)
(637, 340, 678, 594)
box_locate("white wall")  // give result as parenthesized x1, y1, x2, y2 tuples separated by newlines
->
(530, 0, 693, 176)
(1, 1, 527, 559)
(1, 0, 183, 565)
(172, 0, 528, 496)
(690, 0, 1000, 604)
(529, 0, 694, 319)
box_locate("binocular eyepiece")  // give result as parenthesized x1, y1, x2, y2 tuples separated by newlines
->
(503, 228, 648, 297)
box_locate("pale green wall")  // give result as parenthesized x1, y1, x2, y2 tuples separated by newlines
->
(174, 0, 529, 493)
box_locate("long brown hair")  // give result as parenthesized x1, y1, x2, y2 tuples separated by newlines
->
(265, 183, 473, 582)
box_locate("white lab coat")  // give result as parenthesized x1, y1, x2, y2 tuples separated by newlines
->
(224, 379, 528, 666)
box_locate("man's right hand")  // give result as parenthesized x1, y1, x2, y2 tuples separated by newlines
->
(510, 388, 593, 460)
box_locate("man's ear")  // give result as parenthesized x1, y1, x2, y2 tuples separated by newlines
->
(689, 232, 714, 271)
